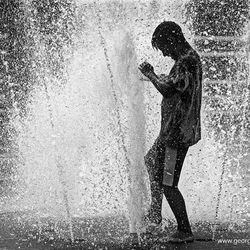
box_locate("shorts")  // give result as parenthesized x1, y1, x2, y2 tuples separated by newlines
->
(145, 137, 189, 187)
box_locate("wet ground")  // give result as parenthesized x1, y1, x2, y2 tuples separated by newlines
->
(0, 211, 249, 249)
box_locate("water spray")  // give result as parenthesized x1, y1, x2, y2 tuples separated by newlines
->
(93, 1, 147, 240)
(93, 2, 131, 172)
(21, 1, 75, 242)
(43, 82, 74, 243)
(228, 194, 237, 230)
(212, 147, 226, 240)
(212, 33, 250, 239)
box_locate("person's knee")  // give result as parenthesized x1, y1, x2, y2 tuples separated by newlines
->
(163, 183, 178, 189)
(163, 184, 178, 196)
(144, 155, 153, 171)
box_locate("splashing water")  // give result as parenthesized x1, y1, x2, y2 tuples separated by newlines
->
(0, 0, 249, 242)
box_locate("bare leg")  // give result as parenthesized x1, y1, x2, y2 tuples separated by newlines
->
(147, 181, 163, 223)
(144, 138, 164, 224)
(164, 186, 192, 233)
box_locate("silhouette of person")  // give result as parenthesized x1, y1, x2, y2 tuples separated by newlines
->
(139, 21, 202, 243)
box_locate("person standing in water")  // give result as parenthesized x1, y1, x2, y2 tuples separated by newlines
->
(138, 21, 202, 243)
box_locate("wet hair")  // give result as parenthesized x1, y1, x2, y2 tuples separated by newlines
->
(151, 21, 186, 50)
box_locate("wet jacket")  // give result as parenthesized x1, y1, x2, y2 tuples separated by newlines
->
(158, 49, 202, 148)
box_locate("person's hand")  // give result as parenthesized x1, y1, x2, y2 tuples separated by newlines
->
(138, 61, 154, 77)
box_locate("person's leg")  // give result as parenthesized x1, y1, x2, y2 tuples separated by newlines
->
(163, 146, 193, 235)
(163, 186, 192, 234)
(146, 181, 163, 224)
(144, 138, 165, 224)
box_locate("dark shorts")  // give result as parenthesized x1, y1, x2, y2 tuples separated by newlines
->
(145, 137, 188, 187)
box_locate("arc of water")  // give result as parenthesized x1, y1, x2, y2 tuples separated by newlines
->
(43, 82, 74, 243)
(228, 194, 238, 230)
(93, 2, 131, 189)
(22, 1, 74, 242)
(93, 1, 131, 173)
(93, 2, 147, 235)
(212, 152, 226, 240)
(115, 30, 149, 234)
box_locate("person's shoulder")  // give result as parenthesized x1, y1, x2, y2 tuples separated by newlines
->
(181, 50, 200, 65)
(177, 50, 201, 73)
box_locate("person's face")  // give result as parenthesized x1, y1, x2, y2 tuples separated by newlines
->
(157, 36, 176, 57)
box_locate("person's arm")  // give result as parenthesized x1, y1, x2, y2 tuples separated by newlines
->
(158, 74, 168, 80)
(139, 61, 175, 96)
(146, 71, 175, 96)
(172, 71, 190, 93)
(172, 56, 197, 93)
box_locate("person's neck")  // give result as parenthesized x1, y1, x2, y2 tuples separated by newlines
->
(172, 43, 192, 61)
